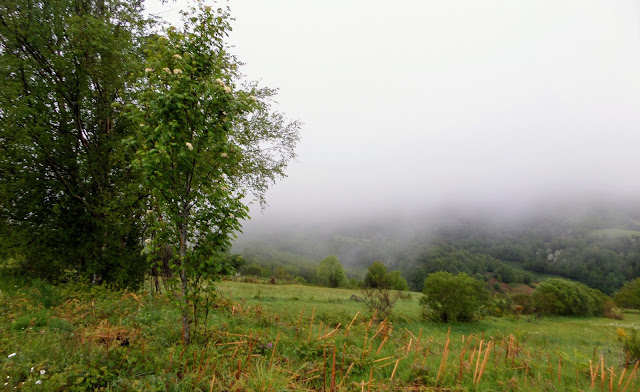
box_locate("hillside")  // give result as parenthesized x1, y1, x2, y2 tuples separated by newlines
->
(234, 200, 640, 294)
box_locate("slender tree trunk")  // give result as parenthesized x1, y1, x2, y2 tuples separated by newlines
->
(179, 222, 190, 345)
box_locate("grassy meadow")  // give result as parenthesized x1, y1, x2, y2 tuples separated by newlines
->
(1, 278, 639, 391)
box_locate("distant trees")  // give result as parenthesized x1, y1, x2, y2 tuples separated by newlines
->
(361, 261, 408, 319)
(421, 272, 489, 323)
(364, 261, 408, 291)
(614, 278, 640, 309)
(316, 256, 348, 288)
(532, 278, 607, 316)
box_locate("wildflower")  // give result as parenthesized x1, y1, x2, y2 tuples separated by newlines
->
(185, 142, 193, 150)
(162, 67, 171, 74)
(248, 95, 257, 102)
(146, 209, 153, 215)
(7, 353, 15, 358)
(220, 152, 228, 158)
(39, 370, 45, 375)
(173, 68, 182, 75)
(224, 86, 232, 94)
(144, 238, 152, 245)
(173, 54, 182, 60)
(215, 78, 224, 86)
(144, 67, 153, 73)
(35, 380, 41, 385)
(229, 213, 234, 219)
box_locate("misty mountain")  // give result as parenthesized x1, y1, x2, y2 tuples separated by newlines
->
(233, 198, 640, 294)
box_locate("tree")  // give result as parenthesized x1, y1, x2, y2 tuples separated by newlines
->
(0, 0, 148, 287)
(421, 272, 489, 323)
(613, 278, 640, 309)
(316, 256, 347, 288)
(532, 278, 606, 316)
(364, 261, 408, 290)
(126, 4, 300, 344)
(361, 261, 408, 319)
(364, 261, 388, 288)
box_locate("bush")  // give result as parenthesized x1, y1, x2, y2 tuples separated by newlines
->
(532, 278, 607, 316)
(421, 272, 489, 323)
(361, 262, 408, 319)
(614, 278, 640, 310)
(617, 328, 640, 362)
(364, 262, 408, 291)
(510, 293, 535, 315)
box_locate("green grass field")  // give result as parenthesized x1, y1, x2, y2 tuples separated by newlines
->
(1, 278, 638, 391)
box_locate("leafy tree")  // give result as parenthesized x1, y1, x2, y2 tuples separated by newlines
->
(532, 278, 606, 316)
(126, 4, 300, 344)
(0, 0, 148, 287)
(364, 261, 388, 288)
(614, 278, 640, 309)
(421, 272, 489, 323)
(316, 256, 347, 288)
(364, 261, 407, 290)
(361, 261, 408, 319)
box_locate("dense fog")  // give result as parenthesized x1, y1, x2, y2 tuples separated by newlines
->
(147, 0, 640, 238)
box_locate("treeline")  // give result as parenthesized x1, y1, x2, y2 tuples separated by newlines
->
(427, 220, 640, 294)
(237, 205, 640, 295)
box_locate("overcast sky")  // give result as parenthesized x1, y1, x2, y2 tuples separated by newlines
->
(147, 0, 640, 226)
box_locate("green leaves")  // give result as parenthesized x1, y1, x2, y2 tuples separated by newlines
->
(0, 0, 148, 287)
(421, 272, 489, 323)
(123, 1, 299, 343)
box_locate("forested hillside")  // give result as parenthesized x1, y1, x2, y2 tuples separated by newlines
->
(234, 201, 640, 293)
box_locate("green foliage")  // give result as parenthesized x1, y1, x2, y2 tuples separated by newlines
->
(316, 256, 347, 288)
(0, 0, 148, 288)
(510, 293, 535, 315)
(363, 261, 408, 291)
(613, 278, 640, 309)
(124, 3, 299, 343)
(421, 271, 489, 323)
(532, 278, 607, 316)
(617, 328, 640, 362)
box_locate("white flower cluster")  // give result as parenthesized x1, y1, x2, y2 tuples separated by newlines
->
(162, 67, 171, 74)
(185, 142, 193, 151)
(248, 95, 257, 102)
(173, 54, 182, 60)
(173, 68, 182, 75)
(144, 68, 153, 73)
(215, 78, 232, 94)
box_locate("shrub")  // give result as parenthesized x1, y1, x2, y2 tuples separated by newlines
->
(361, 262, 409, 319)
(510, 293, 535, 315)
(614, 278, 640, 309)
(421, 272, 489, 323)
(364, 262, 408, 291)
(532, 278, 607, 316)
(617, 328, 640, 362)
